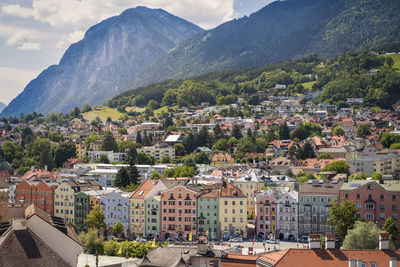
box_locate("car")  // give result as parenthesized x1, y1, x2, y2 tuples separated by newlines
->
(229, 237, 243, 242)
(135, 237, 147, 242)
(266, 239, 279, 244)
(299, 236, 309, 243)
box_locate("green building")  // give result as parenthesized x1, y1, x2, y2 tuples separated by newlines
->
(145, 195, 160, 239)
(197, 190, 220, 241)
(298, 179, 344, 236)
(74, 191, 90, 233)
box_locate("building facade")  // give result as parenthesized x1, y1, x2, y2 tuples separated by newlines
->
(100, 190, 130, 236)
(340, 180, 400, 229)
(232, 173, 264, 216)
(145, 195, 161, 239)
(197, 190, 220, 241)
(74, 191, 90, 233)
(298, 179, 344, 236)
(137, 143, 175, 160)
(54, 182, 75, 222)
(255, 191, 277, 240)
(15, 180, 57, 215)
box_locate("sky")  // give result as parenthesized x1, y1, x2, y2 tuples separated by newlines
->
(0, 0, 274, 105)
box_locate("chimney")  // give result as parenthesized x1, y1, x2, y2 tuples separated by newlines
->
(325, 233, 335, 249)
(197, 235, 208, 255)
(379, 232, 390, 250)
(45, 165, 48, 171)
(31, 166, 35, 172)
(390, 258, 397, 267)
(308, 234, 321, 249)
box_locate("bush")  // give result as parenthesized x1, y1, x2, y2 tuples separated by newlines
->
(103, 240, 120, 256)
(79, 230, 104, 254)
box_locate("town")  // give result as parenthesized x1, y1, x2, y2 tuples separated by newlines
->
(1, 82, 400, 266)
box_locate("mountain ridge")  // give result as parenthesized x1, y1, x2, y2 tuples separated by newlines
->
(1, 6, 202, 117)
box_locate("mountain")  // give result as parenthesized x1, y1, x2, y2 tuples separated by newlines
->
(131, 0, 400, 87)
(0, 102, 6, 113)
(1, 6, 202, 117)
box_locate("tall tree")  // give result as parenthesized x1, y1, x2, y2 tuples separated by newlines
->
(231, 125, 243, 139)
(101, 131, 118, 152)
(196, 126, 209, 147)
(136, 131, 142, 145)
(279, 123, 290, 140)
(328, 200, 358, 240)
(85, 205, 106, 231)
(213, 124, 224, 140)
(112, 222, 124, 237)
(357, 124, 371, 137)
(54, 142, 76, 167)
(183, 133, 196, 153)
(383, 218, 400, 249)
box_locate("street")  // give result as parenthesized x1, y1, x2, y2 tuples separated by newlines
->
(214, 241, 308, 255)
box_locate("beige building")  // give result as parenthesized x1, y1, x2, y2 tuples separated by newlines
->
(130, 179, 167, 237)
(54, 182, 75, 223)
(75, 142, 86, 159)
(219, 179, 247, 239)
(137, 143, 175, 160)
(232, 172, 264, 216)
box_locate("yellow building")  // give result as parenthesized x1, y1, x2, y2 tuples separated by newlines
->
(91, 140, 102, 151)
(232, 173, 264, 216)
(219, 179, 247, 239)
(75, 142, 87, 159)
(54, 182, 75, 223)
(137, 143, 175, 160)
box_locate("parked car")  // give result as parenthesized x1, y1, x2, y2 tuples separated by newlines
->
(299, 236, 309, 243)
(266, 239, 279, 244)
(229, 237, 243, 242)
(135, 237, 147, 242)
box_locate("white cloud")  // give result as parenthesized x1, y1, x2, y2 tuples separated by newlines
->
(0, 67, 40, 104)
(6, 30, 41, 51)
(2, 0, 235, 30)
(56, 30, 85, 49)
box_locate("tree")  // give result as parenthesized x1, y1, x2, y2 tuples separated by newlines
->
(69, 107, 81, 119)
(231, 125, 243, 139)
(323, 160, 350, 175)
(383, 218, 400, 249)
(279, 123, 290, 140)
(114, 167, 129, 188)
(127, 147, 138, 163)
(317, 153, 334, 159)
(136, 132, 142, 145)
(349, 172, 369, 180)
(342, 221, 380, 249)
(79, 230, 104, 254)
(48, 132, 62, 142)
(85, 205, 106, 232)
(102, 131, 118, 152)
(328, 200, 358, 240)
(213, 124, 224, 139)
(332, 126, 345, 136)
(357, 124, 371, 137)
(371, 172, 383, 180)
(183, 133, 196, 153)
(39, 145, 54, 171)
(54, 142, 76, 167)
(112, 222, 124, 237)
(380, 133, 400, 148)
(82, 104, 92, 113)
(97, 154, 110, 164)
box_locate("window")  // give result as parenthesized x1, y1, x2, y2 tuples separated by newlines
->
(365, 203, 374, 210)
(367, 184, 373, 190)
(392, 204, 397, 211)
(344, 194, 348, 199)
(380, 194, 384, 200)
(365, 213, 374, 219)
(356, 194, 360, 199)
(393, 195, 397, 201)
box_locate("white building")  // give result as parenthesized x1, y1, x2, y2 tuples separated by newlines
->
(275, 191, 298, 241)
(100, 189, 131, 236)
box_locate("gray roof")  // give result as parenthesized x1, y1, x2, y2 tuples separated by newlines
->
(139, 246, 197, 267)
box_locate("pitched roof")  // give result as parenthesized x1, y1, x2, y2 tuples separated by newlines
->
(25, 204, 81, 245)
(131, 179, 156, 199)
(258, 248, 400, 267)
(299, 180, 344, 195)
(0, 227, 71, 267)
(220, 179, 246, 198)
(138, 246, 197, 267)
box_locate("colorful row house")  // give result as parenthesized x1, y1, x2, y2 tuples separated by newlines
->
(15, 180, 57, 215)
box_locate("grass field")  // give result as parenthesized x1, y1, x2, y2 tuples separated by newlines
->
(300, 81, 316, 90)
(83, 107, 124, 122)
(154, 105, 178, 116)
(384, 54, 400, 72)
(125, 106, 145, 113)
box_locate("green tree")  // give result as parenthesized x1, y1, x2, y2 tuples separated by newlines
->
(383, 218, 400, 249)
(342, 221, 380, 249)
(85, 205, 106, 232)
(357, 124, 371, 137)
(82, 104, 92, 113)
(332, 126, 345, 136)
(279, 123, 290, 139)
(54, 142, 76, 167)
(127, 147, 138, 163)
(317, 153, 334, 159)
(213, 124, 225, 140)
(96, 154, 110, 164)
(136, 132, 143, 145)
(328, 200, 358, 240)
(102, 131, 118, 152)
(349, 172, 369, 180)
(103, 240, 120, 256)
(231, 125, 243, 139)
(39, 145, 54, 171)
(323, 160, 350, 175)
(183, 133, 196, 153)
(380, 133, 400, 148)
(114, 167, 129, 188)
(371, 172, 383, 180)
(48, 132, 62, 142)
(112, 222, 124, 237)
(79, 230, 104, 254)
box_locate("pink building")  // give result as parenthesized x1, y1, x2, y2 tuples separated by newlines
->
(340, 180, 400, 229)
(160, 184, 202, 241)
(255, 191, 277, 240)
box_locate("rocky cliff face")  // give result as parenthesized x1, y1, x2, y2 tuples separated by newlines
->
(1, 6, 202, 117)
